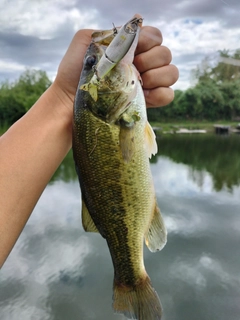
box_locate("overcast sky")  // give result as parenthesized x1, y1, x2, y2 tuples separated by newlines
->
(0, 0, 240, 90)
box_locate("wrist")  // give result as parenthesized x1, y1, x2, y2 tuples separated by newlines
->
(22, 81, 74, 152)
(48, 81, 75, 124)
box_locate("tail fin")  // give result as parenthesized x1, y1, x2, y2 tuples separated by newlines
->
(113, 276, 162, 320)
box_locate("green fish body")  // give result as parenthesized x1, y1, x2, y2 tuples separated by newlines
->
(73, 28, 167, 320)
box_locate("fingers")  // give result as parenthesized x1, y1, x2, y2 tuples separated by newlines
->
(142, 64, 179, 89)
(143, 64, 179, 107)
(135, 26, 163, 55)
(134, 25, 179, 108)
(134, 45, 172, 73)
(56, 25, 179, 110)
(144, 87, 175, 108)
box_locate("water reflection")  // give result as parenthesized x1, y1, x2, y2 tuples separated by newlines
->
(52, 134, 240, 192)
(1, 135, 240, 320)
(155, 134, 240, 191)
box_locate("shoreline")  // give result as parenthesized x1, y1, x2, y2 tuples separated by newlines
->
(150, 121, 240, 134)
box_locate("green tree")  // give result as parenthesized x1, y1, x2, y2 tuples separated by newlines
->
(0, 69, 52, 125)
(212, 49, 240, 83)
(219, 79, 240, 120)
(182, 49, 240, 121)
(194, 80, 224, 120)
(193, 49, 240, 84)
(148, 49, 240, 122)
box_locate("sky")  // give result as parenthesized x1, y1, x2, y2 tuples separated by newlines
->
(0, 0, 240, 90)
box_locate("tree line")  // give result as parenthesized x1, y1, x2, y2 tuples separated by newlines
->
(0, 70, 51, 125)
(1, 49, 240, 126)
(148, 49, 240, 122)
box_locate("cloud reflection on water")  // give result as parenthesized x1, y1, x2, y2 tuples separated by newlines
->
(170, 253, 240, 289)
(1, 180, 92, 319)
(1, 156, 240, 320)
(152, 156, 240, 199)
(151, 156, 240, 234)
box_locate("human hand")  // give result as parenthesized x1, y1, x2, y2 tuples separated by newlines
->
(53, 29, 93, 114)
(53, 25, 178, 114)
(134, 26, 179, 107)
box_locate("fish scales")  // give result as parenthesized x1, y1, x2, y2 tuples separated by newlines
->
(73, 17, 167, 320)
(74, 89, 154, 285)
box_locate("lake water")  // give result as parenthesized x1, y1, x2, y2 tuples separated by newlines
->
(1, 134, 240, 320)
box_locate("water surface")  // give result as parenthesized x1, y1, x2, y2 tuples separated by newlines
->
(1, 134, 240, 320)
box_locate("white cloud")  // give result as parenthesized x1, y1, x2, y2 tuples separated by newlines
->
(1, 0, 240, 89)
(0, 60, 25, 73)
(0, 0, 99, 39)
(157, 18, 240, 89)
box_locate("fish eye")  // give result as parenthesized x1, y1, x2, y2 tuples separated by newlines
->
(86, 55, 96, 67)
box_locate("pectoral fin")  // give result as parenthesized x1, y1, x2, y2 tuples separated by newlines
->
(119, 112, 140, 162)
(145, 121, 158, 158)
(119, 127, 135, 162)
(82, 199, 99, 233)
(145, 200, 167, 252)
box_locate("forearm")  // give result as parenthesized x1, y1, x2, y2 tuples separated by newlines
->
(0, 83, 73, 267)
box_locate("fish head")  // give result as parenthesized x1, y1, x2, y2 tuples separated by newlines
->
(76, 27, 141, 123)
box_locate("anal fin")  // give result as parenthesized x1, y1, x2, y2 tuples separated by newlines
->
(145, 199, 167, 252)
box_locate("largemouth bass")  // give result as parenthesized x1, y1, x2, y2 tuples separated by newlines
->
(73, 16, 167, 320)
